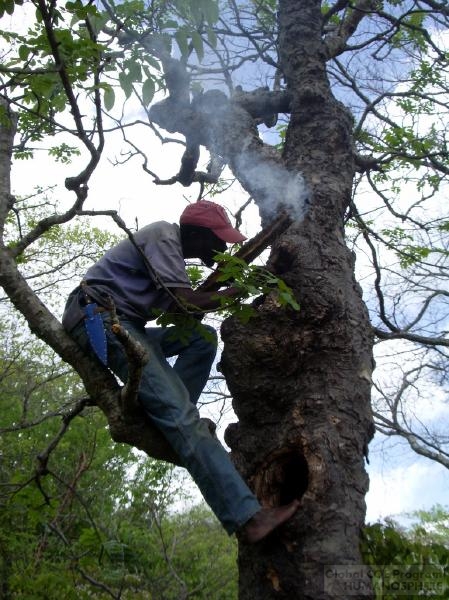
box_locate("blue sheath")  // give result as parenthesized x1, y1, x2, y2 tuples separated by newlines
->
(84, 303, 108, 365)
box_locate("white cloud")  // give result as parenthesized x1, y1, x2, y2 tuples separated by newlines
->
(366, 437, 449, 523)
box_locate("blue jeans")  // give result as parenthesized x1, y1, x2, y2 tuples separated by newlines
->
(70, 314, 261, 534)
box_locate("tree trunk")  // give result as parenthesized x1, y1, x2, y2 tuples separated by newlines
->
(219, 1, 375, 598)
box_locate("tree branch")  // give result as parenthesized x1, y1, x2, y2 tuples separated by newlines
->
(0, 99, 17, 238)
(324, 0, 378, 58)
(374, 327, 449, 347)
(110, 316, 149, 418)
(36, 399, 89, 477)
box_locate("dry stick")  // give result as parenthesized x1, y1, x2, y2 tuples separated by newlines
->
(197, 212, 292, 293)
(108, 304, 149, 417)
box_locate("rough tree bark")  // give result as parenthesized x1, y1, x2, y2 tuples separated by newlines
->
(219, 2, 375, 598)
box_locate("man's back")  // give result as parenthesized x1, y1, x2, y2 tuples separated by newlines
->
(83, 221, 191, 322)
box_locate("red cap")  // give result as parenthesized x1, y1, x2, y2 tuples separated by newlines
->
(180, 201, 246, 243)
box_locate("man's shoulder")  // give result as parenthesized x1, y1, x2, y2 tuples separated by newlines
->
(135, 221, 179, 241)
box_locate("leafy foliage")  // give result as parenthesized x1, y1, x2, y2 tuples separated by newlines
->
(213, 252, 300, 322)
(0, 318, 237, 598)
(3, 191, 122, 309)
(156, 253, 299, 333)
(362, 508, 449, 599)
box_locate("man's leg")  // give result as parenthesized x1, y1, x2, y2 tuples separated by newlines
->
(69, 316, 299, 539)
(72, 315, 260, 534)
(145, 322, 217, 405)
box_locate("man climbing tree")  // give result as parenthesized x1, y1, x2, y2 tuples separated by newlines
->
(62, 199, 300, 543)
(0, 0, 448, 598)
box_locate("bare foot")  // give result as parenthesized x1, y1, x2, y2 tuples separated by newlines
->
(241, 499, 300, 544)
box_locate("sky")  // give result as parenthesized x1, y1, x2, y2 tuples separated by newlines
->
(4, 2, 448, 528)
(366, 437, 449, 523)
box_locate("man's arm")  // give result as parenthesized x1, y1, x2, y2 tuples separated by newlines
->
(171, 286, 241, 312)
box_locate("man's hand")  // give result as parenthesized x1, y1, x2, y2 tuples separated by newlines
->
(170, 286, 242, 313)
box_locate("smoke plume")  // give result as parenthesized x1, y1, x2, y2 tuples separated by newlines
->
(235, 148, 311, 223)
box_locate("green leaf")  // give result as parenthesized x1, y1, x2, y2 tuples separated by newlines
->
(207, 27, 217, 48)
(119, 71, 133, 99)
(125, 58, 142, 82)
(5, 0, 15, 15)
(143, 55, 161, 72)
(211, 251, 300, 321)
(191, 31, 204, 62)
(161, 19, 179, 29)
(103, 85, 115, 111)
(18, 45, 29, 61)
(14, 150, 34, 160)
(201, 0, 219, 24)
(48, 143, 80, 164)
(235, 304, 257, 324)
(142, 77, 155, 106)
(186, 264, 204, 287)
(175, 28, 189, 58)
